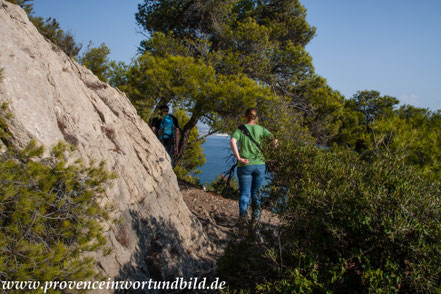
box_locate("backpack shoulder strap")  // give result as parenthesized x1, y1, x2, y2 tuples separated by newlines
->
(238, 124, 262, 152)
(224, 125, 264, 189)
(238, 124, 249, 134)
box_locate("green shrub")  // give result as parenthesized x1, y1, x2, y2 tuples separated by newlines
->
(173, 165, 201, 185)
(219, 141, 441, 293)
(30, 17, 82, 57)
(0, 106, 115, 289)
(208, 175, 240, 200)
(267, 143, 440, 293)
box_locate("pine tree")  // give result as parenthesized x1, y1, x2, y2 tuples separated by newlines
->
(0, 104, 115, 284)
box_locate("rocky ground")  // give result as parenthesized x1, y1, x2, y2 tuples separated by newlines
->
(179, 180, 280, 261)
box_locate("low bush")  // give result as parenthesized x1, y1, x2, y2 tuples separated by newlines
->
(219, 141, 441, 293)
(208, 175, 240, 200)
(0, 105, 115, 289)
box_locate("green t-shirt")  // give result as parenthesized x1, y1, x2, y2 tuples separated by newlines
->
(232, 124, 272, 167)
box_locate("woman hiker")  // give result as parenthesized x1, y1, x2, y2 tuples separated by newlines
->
(230, 108, 277, 237)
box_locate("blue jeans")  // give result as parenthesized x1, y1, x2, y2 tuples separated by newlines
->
(237, 164, 266, 218)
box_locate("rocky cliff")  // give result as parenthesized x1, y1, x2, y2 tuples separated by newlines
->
(0, 0, 214, 285)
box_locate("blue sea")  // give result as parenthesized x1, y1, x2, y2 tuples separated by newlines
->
(196, 135, 234, 186)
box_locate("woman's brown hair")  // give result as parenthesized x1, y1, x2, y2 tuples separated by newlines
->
(245, 108, 258, 122)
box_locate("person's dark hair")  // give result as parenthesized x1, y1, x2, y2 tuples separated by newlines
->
(245, 108, 258, 121)
(159, 104, 169, 112)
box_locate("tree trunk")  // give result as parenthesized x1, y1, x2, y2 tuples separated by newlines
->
(173, 113, 199, 167)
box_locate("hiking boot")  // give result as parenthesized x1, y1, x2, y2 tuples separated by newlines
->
(238, 215, 248, 238)
(249, 214, 260, 240)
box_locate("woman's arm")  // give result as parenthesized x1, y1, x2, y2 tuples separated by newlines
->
(230, 137, 250, 165)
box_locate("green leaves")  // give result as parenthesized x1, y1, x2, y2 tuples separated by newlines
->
(334, 91, 441, 181)
(30, 16, 82, 57)
(0, 107, 114, 283)
(219, 137, 441, 293)
(172, 109, 206, 183)
(79, 42, 112, 83)
(134, 0, 346, 145)
(126, 53, 275, 133)
(263, 143, 441, 293)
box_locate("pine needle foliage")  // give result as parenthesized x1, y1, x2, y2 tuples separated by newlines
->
(79, 43, 111, 83)
(135, 0, 346, 144)
(0, 106, 115, 288)
(171, 108, 206, 184)
(29, 16, 82, 57)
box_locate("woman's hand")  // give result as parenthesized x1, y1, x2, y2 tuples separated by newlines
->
(238, 157, 250, 164)
(230, 137, 249, 164)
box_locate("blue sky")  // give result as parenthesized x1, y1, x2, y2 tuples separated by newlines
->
(33, 0, 441, 110)
(302, 0, 441, 111)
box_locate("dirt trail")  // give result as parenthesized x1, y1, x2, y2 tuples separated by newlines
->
(179, 180, 280, 260)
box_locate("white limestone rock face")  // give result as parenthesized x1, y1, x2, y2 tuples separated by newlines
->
(0, 0, 213, 287)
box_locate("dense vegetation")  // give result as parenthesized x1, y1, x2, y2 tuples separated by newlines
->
(134, 0, 343, 155)
(333, 90, 441, 181)
(219, 143, 441, 293)
(0, 101, 115, 288)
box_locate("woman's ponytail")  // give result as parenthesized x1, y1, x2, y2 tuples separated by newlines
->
(245, 108, 258, 122)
